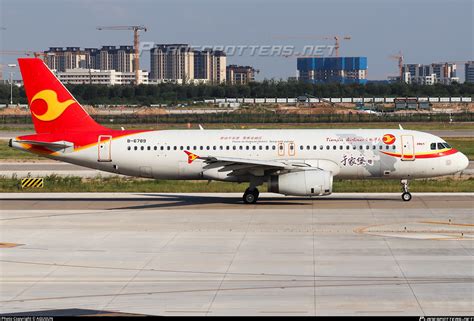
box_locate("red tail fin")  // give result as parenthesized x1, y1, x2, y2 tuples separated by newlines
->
(18, 58, 106, 134)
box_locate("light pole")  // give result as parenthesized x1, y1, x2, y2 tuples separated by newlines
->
(7, 64, 16, 106)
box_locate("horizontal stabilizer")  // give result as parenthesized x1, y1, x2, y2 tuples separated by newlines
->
(13, 139, 72, 149)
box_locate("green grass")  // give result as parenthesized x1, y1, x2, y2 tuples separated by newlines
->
(3, 175, 473, 193)
(0, 143, 43, 160)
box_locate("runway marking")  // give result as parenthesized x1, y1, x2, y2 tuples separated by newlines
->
(420, 220, 474, 227)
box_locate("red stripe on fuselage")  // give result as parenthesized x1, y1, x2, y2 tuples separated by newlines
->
(381, 148, 458, 159)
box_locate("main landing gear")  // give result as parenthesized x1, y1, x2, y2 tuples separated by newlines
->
(401, 179, 412, 202)
(243, 187, 259, 204)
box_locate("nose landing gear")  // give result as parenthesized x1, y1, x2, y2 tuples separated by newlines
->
(243, 187, 259, 204)
(401, 179, 412, 201)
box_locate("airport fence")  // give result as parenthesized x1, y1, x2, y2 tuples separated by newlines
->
(2, 112, 474, 125)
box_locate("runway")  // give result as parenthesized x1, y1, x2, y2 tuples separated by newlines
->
(1, 193, 473, 316)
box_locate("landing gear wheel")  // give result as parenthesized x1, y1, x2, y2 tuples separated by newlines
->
(401, 192, 412, 202)
(243, 188, 259, 204)
(400, 179, 411, 202)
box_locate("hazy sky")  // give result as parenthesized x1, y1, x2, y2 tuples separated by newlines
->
(1, 0, 472, 80)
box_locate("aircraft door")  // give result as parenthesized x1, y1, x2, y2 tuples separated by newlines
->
(277, 142, 285, 156)
(98, 135, 112, 162)
(401, 135, 415, 161)
(288, 142, 296, 156)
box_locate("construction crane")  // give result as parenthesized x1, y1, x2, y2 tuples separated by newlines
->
(0, 50, 49, 61)
(96, 25, 147, 84)
(389, 51, 404, 80)
(275, 35, 351, 57)
(326, 36, 351, 57)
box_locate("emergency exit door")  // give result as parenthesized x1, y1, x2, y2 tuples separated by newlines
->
(401, 135, 415, 161)
(98, 135, 112, 162)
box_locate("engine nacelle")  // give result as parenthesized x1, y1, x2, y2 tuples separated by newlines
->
(268, 170, 333, 196)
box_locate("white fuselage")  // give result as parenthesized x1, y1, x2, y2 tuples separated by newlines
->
(35, 129, 468, 181)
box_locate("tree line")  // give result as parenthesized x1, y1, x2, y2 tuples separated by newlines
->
(1, 81, 473, 106)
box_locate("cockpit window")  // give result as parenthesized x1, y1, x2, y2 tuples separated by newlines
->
(430, 143, 436, 150)
(437, 143, 445, 150)
(443, 143, 451, 148)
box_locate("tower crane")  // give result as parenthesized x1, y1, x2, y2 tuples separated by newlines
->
(389, 51, 404, 80)
(325, 35, 351, 57)
(96, 25, 147, 84)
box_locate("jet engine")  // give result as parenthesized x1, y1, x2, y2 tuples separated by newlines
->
(268, 170, 333, 196)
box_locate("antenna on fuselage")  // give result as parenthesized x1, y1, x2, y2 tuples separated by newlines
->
(199, 124, 204, 130)
(399, 124, 404, 130)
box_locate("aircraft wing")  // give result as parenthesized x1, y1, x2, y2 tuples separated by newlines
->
(198, 154, 312, 177)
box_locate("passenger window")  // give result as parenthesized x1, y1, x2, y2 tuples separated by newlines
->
(193, 146, 197, 150)
(173, 146, 177, 150)
(252, 146, 256, 150)
(372, 145, 376, 150)
(154, 146, 157, 150)
(259, 146, 263, 150)
(265, 146, 269, 150)
(353, 145, 356, 150)
(219, 146, 223, 150)
(226, 146, 230, 150)
(239, 146, 243, 150)
(392, 145, 396, 150)
(347, 146, 350, 150)
(366, 145, 369, 150)
(333, 146, 337, 150)
(299, 145, 303, 150)
(200, 146, 203, 150)
(307, 145, 310, 150)
(233, 146, 237, 150)
(246, 146, 249, 150)
(386, 145, 389, 150)
(180, 146, 184, 150)
(339, 146, 343, 150)
(147, 146, 151, 151)
(313, 146, 317, 150)
(279, 145, 283, 150)
(140, 146, 144, 151)
(186, 146, 190, 150)
(134, 146, 137, 150)
(127, 146, 131, 150)
(206, 146, 210, 150)
(320, 145, 323, 150)
(326, 146, 330, 150)
(272, 145, 276, 150)
(359, 146, 363, 150)
(379, 145, 382, 150)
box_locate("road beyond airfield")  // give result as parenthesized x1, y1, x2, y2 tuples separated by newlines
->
(1, 193, 473, 316)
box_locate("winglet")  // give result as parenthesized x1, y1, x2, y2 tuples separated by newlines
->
(184, 150, 200, 164)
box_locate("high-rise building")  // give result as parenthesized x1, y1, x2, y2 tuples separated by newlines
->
(193, 49, 226, 83)
(44, 46, 134, 73)
(150, 44, 226, 84)
(297, 57, 367, 84)
(465, 61, 474, 83)
(402, 63, 459, 85)
(226, 65, 256, 85)
(150, 44, 194, 82)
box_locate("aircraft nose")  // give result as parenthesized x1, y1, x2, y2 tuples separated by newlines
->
(457, 152, 469, 172)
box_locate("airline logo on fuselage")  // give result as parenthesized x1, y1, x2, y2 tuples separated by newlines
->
(382, 134, 396, 145)
(30, 89, 75, 122)
(184, 150, 200, 164)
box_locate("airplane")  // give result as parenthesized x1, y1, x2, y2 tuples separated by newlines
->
(9, 58, 469, 203)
